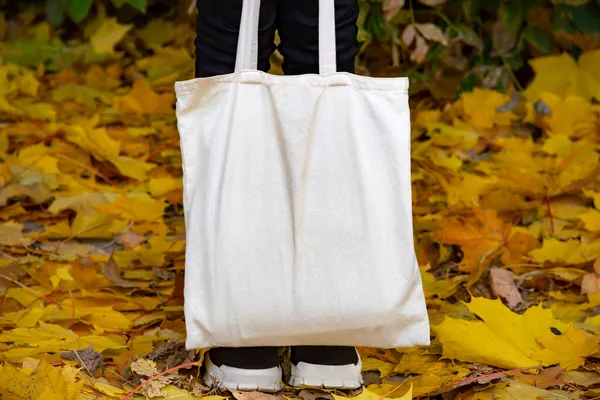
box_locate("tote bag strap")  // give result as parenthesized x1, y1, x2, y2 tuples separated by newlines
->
(234, 0, 338, 75)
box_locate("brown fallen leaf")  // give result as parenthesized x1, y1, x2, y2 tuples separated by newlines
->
(559, 370, 600, 388)
(231, 391, 285, 400)
(131, 358, 160, 377)
(0, 183, 52, 207)
(101, 254, 143, 288)
(382, 0, 406, 21)
(146, 340, 195, 369)
(580, 258, 600, 294)
(507, 366, 564, 388)
(152, 266, 171, 281)
(489, 267, 523, 309)
(115, 230, 146, 250)
(299, 390, 334, 400)
(61, 345, 104, 374)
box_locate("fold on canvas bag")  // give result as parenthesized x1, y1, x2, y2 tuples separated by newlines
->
(175, 0, 430, 349)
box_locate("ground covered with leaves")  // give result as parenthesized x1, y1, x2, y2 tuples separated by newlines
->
(2, 8, 600, 400)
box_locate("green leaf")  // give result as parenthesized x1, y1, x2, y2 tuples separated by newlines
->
(113, 0, 148, 13)
(454, 24, 484, 54)
(125, 0, 148, 12)
(569, 2, 600, 35)
(1, 39, 81, 72)
(46, 0, 66, 27)
(366, 11, 388, 40)
(66, 0, 92, 23)
(461, 0, 479, 22)
(505, 54, 524, 70)
(553, 6, 574, 32)
(502, 2, 523, 32)
(523, 26, 552, 53)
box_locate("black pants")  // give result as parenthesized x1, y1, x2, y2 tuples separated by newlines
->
(194, 0, 360, 78)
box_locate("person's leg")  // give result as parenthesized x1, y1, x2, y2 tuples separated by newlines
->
(194, 0, 283, 392)
(276, 0, 359, 75)
(195, 0, 277, 77)
(276, 0, 363, 390)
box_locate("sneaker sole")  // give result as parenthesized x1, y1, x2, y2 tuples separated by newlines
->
(289, 356, 363, 389)
(204, 354, 284, 392)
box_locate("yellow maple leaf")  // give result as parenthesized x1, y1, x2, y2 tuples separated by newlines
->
(94, 193, 165, 221)
(0, 64, 40, 97)
(534, 324, 598, 370)
(160, 385, 198, 400)
(48, 193, 109, 216)
(484, 138, 549, 197)
(5, 288, 38, 307)
(443, 173, 493, 208)
(459, 381, 571, 400)
(524, 51, 600, 101)
(538, 92, 595, 136)
(394, 349, 470, 384)
(580, 210, 600, 232)
(136, 46, 193, 81)
(529, 238, 600, 264)
(542, 134, 573, 157)
(110, 155, 156, 181)
(550, 301, 591, 323)
(63, 118, 121, 161)
(71, 212, 129, 239)
(459, 88, 516, 129)
(420, 267, 465, 299)
(334, 385, 412, 400)
(415, 109, 442, 127)
(0, 361, 83, 400)
(427, 122, 479, 150)
(90, 18, 132, 54)
(115, 79, 174, 115)
(362, 358, 395, 377)
(3, 308, 46, 329)
(434, 297, 596, 370)
(149, 176, 182, 197)
(435, 314, 538, 369)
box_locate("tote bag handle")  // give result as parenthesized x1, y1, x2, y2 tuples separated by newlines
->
(234, 0, 337, 75)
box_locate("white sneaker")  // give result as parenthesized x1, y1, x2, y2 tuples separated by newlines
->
(204, 348, 284, 392)
(289, 346, 363, 389)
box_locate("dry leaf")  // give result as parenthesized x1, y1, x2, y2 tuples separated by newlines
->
(489, 267, 523, 309)
(416, 23, 448, 45)
(61, 345, 104, 374)
(231, 391, 285, 400)
(299, 390, 334, 400)
(581, 258, 600, 294)
(411, 35, 430, 64)
(383, 0, 406, 21)
(402, 25, 416, 46)
(115, 230, 146, 249)
(102, 255, 143, 288)
(131, 358, 160, 377)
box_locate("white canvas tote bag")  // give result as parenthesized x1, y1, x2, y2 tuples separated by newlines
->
(175, 0, 430, 349)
